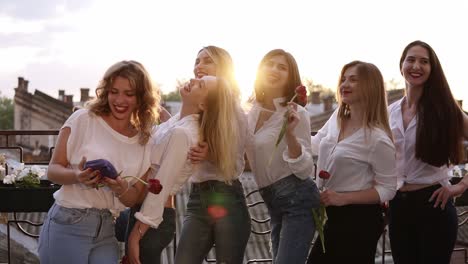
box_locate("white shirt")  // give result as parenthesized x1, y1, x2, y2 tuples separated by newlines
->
(246, 98, 314, 188)
(54, 109, 151, 213)
(189, 107, 247, 183)
(389, 98, 451, 189)
(135, 113, 199, 228)
(312, 110, 397, 203)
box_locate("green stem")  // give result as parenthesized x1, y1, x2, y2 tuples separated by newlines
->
(121, 175, 148, 186)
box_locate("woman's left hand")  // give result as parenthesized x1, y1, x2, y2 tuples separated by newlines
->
(320, 189, 347, 206)
(128, 225, 142, 264)
(102, 176, 129, 196)
(430, 184, 465, 209)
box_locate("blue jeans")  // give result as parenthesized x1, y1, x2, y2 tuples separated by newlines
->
(38, 203, 118, 264)
(115, 206, 176, 264)
(259, 175, 320, 264)
(389, 184, 458, 264)
(174, 180, 251, 264)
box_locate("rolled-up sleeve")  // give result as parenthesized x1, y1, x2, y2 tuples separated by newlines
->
(371, 136, 397, 203)
(282, 108, 314, 180)
(135, 128, 193, 228)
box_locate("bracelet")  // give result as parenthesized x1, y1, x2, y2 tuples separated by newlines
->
(138, 225, 144, 239)
(116, 181, 130, 198)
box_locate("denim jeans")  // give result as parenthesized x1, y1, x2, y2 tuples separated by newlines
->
(389, 184, 458, 264)
(259, 175, 320, 264)
(38, 203, 118, 264)
(174, 180, 251, 264)
(115, 206, 176, 264)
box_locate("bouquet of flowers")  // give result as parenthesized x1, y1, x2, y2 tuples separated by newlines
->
(84, 159, 163, 195)
(451, 164, 468, 178)
(268, 85, 308, 165)
(0, 153, 6, 180)
(312, 170, 329, 253)
(2, 163, 46, 188)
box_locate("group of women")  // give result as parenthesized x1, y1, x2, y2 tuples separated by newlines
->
(37, 40, 468, 264)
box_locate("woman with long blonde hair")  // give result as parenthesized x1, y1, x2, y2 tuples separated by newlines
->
(38, 60, 160, 264)
(307, 61, 397, 263)
(121, 76, 239, 264)
(174, 46, 251, 264)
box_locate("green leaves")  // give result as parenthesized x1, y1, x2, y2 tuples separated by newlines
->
(312, 205, 327, 253)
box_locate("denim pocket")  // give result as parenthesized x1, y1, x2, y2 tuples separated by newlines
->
(51, 205, 86, 225)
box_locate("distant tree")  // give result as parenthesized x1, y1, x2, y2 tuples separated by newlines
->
(386, 78, 402, 90)
(162, 78, 187, 102)
(0, 93, 13, 129)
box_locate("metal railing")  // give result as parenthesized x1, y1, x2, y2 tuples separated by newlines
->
(2, 130, 468, 264)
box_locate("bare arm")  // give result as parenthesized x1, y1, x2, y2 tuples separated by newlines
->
(47, 127, 100, 186)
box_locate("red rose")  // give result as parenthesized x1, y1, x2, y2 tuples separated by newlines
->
(148, 179, 163, 194)
(295, 85, 308, 105)
(120, 255, 129, 264)
(318, 170, 331, 179)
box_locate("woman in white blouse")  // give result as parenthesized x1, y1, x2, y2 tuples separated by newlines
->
(307, 61, 397, 264)
(388, 40, 468, 264)
(172, 46, 251, 264)
(245, 49, 319, 264)
(38, 60, 160, 264)
(125, 75, 240, 264)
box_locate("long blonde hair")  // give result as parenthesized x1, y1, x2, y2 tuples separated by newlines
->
(201, 46, 241, 101)
(86, 60, 160, 145)
(199, 77, 239, 182)
(336, 61, 392, 140)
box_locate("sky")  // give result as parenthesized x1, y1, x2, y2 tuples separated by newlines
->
(0, 0, 467, 109)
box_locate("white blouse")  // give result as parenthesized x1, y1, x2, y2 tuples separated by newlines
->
(54, 109, 151, 213)
(312, 110, 397, 203)
(189, 107, 247, 183)
(246, 97, 314, 188)
(135, 113, 199, 228)
(388, 98, 451, 189)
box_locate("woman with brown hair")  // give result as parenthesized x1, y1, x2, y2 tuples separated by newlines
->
(307, 61, 397, 263)
(246, 49, 319, 264)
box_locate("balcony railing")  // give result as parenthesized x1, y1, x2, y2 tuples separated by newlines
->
(2, 130, 468, 264)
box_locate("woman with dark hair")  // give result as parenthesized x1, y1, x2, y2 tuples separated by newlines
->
(388, 40, 468, 264)
(246, 49, 319, 264)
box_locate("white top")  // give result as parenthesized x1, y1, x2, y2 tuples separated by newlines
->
(135, 113, 199, 228)
(53, 109, 151, 213)
(246, 98, 314, 188)
(312, 110, 397, 203)
(189, 107, 247, 183)
(388, 98, 451, 189)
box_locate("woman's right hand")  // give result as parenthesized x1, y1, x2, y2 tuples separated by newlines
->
(286, 102, 300, 135)
(75, 156, 102, 187)
(188, 142, 209, 164)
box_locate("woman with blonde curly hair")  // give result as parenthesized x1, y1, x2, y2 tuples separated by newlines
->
(38, 60, 160, 264)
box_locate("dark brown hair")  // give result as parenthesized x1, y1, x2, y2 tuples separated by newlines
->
(254, 49, 305, 106)
(400, 40, 464, 166)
